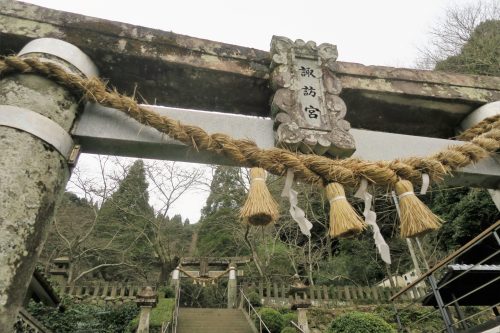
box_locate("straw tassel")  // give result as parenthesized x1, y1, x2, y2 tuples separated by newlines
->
(325, 182, 366, 238)
(240, 167, 279, 226)
(395, 179, 442, 238)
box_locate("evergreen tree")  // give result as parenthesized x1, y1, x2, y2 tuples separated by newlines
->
(435, 20, 500, 76)
(170, 214, 183, 227)
(94, 160, 155, 280)
(155, 212, 194, 284)
(196, 166, 247, 256)
(428, 20, 500, 252)
(429, 188, 499, 251)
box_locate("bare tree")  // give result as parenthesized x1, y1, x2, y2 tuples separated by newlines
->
(143, 161, 208, 283)
(43, 156, 209, 285)
(416, 0, 500, 69)
(42, 156, 141, 285)
(230, 175, 331, 284)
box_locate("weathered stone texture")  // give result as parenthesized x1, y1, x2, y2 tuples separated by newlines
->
(0, 74, 78, 329)
(270, 36, 355, 157)
(1, 0, 499, 138)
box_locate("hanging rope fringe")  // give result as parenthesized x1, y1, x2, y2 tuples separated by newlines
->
(179, 267, 229, 286)
(1, 56, 498, 236)
(0, 57, 498, 191)
(394, 180, 442, 238)
(354, 179, 391, 264)
(240, 167, 279, 226)
(325, 182, 366, 238)
(281, 170, 313, 236)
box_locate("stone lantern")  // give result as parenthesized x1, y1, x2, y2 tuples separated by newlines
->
(135, 286, 158, 333)
(49, 256, 70, 286)
(288, 274, 311, 310)
(288, 274, 311, 333)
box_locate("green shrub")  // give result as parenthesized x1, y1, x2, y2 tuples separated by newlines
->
(258, 308, 285, 333)
(328, 311, 396, 333)
(277, 307, 291, 314)
(282, 312, 298, 327)
(246, 291, 262, 307)
(26, 299, 139, 333)
(158, 286, 175, 298)
(374, 305, 443, 333)
(281, 327, 297, 333)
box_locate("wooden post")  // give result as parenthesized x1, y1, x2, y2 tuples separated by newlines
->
(110, 284, 118, 298)
(93, 283, 100, 298)
(273, 282, 279, 300)
(102, 282, 109, 298)
(372, 286, 379, 303)
(281, 283, 287, 300)
(297, 308, 310, 333)
(344, 286, 351, 303)
(323, 286, 329, 302)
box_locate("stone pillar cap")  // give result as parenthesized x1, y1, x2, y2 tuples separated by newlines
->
(135, 286, 158, 307)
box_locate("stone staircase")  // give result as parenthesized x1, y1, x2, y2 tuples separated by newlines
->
(177, 308, 255, 333)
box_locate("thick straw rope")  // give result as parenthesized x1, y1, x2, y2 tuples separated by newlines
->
(1, 56, 499, 189)
(177, 267, 230, 283)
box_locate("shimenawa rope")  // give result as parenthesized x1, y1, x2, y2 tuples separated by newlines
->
(1, 55, 499, 238)
(1, 56, 497, 190)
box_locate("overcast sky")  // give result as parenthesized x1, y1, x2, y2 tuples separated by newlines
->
(20, 0, 477, 223)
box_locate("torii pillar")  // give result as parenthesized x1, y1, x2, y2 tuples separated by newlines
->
(0, 38, 97, 329)
(227, 265, 237, 309)
(170, 266, 180, 289)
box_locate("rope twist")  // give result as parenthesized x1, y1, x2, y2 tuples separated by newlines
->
(1, 55, 498, 190)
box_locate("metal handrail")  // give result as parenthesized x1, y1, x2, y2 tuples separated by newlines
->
(438, 301, 500, 333)
(240, 288, 271, 333)
(392, 222, 500, 333)
(397, 247, 500, 314)
(290, 320, 306, 333)
(16, 308, 53, 333)
(161, 321, 170, 333)
(171, 283, 181, 333)
(439, 249, 500, 290)
(390, 220, 500, 301)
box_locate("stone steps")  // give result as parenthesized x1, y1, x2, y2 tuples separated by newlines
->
(177, 308, 254, 333)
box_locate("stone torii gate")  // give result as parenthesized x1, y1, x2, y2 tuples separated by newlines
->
(0, 1, 499, 329)
(171, 256, 251, 309)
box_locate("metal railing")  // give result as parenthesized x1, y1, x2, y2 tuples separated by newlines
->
(161, 321, 170, 333)
(290, 320, 306, 333)
(14, 308, 53, 333)
(391, 220, 500, 333)
(170, 283, 181, 333)
(240, 288, 271, 333)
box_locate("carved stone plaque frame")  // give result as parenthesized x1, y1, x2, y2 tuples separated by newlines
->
(270, 36, 356, 157)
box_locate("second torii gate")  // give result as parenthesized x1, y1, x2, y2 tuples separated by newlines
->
(0, 1, 499, 330)
(171, 256, 251, 309)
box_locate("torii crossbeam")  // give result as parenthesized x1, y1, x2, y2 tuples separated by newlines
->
(0, 1, 499, 329)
